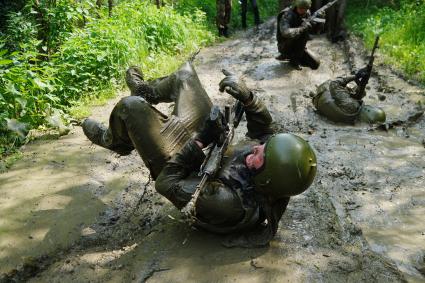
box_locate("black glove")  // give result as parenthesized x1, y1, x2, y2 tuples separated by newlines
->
(301, 20, 313, 31)
(219, 70, 252, 104)
(355, 67, 369, 81)
(195, 106, 227, 146)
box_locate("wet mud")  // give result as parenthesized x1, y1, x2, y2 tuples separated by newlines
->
(1, 19, 424, 282)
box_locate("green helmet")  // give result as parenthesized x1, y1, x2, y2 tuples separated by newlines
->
(359, 105, 386, 124)
(293, 0, 312, 9)
(253, 133, 317, 199)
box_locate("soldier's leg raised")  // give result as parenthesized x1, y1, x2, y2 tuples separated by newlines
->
(83, 96, 192, 179)
(170, 62, 213, 134)
(111, 96, 194, 179)
(128, 62, 212, 134)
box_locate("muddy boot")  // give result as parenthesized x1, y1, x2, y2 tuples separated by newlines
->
(82, 118, 132, 155)
(125, 67, 156, 103)
(289, 59, 302, 70)
(275, 54, 287, 61)
(223, 27, 230, 38)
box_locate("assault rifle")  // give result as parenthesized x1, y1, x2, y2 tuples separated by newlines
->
(357, 36, 380, 95)
(306, 0, 340, 25)
(180, 100, 244, 223)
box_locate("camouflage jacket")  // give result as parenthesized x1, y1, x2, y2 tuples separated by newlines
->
(155, 94, 290, 248)
(277, 7, 311, 56)
(312, 75, 364, 124)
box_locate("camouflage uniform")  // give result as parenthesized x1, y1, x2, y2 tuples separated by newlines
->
(216, 0, 232, 36)
(276, 7, 321, 69)
(312, 75, 385, 124)
(85, 62, 289, 247)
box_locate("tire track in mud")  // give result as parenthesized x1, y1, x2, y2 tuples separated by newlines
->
(2, 18, 424, 282)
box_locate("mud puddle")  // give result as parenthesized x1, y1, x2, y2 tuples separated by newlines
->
(1, 18, 424, 282)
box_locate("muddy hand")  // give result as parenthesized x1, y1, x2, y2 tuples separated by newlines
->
(219, 69, 252, 104)
(195, 106, 227, 146)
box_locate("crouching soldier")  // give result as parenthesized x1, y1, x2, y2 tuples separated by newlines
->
(276, 0, 324, 70)
(82, 62, 317, 248)
(311, 68, 386, 124)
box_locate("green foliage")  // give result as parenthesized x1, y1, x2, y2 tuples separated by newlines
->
(4, 0, 93, 54)
(0, 39, 58, 155)
(347, 0, 425, 83)
(0, 0, 214, 156)
(175, 0, 279, 30)
(1, 0, 278, 157)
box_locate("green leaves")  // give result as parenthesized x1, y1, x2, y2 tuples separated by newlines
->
(1, 0, 216, 154)
(347, 0, 425, 83)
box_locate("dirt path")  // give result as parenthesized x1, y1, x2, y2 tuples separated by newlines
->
(1, 19, 424, 282)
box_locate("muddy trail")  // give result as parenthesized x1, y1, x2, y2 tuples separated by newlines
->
(1, 19, 424, 283)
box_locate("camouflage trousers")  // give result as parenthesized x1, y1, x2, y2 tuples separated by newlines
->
(216, 0, 232, 29)
(102, 63, 212, 179)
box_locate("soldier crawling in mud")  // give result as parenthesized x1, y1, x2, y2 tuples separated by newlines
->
(311, 36, 386, 124)
(82, 62, 317, 248)
(276, 0, 325, 70)
(311, 68, 386, 124)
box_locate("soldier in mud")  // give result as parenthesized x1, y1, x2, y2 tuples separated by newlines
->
(82, 62, 317, 248)
(240, 0, 261, 29)
(276, 0, 324, 70)
(311, 68, 386, 124)
(311, 0, 347, 42)
(217, 0, 232, 37)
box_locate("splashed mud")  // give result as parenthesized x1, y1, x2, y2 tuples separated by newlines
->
(1, 19, 424, 282)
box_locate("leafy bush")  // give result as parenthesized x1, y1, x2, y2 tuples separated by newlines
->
(347, 0, 425, 83)
(0, 1, 214, 156)
(0, 40, 58, 154)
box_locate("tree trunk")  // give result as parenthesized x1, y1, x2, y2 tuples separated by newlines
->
(108, 0, 113, 17)
(32, 0, 50, 58)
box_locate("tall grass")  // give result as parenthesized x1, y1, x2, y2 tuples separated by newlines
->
(346, 0, 425, 83)
(0, 1, 214, 156)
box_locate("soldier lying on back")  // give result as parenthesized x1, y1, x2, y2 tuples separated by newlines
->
(311, 68, 386, 124)
(82, 62, 317, 247)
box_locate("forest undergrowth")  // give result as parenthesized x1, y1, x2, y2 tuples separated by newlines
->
(0, 0, 278, 162)
(346, 0, 425, 84)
